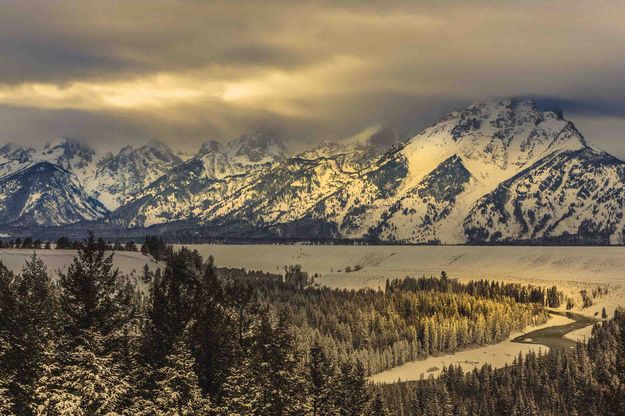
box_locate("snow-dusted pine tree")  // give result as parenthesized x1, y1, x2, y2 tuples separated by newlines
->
(219, 357, 261, 415)
(32, 331, 128, 416)
(153, 338, 212, 415)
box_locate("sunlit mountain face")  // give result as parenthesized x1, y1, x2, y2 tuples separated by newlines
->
(0, 99, 623, 244)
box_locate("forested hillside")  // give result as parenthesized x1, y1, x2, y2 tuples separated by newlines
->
(238, 270, 548, 375)
(0, 236, 576, 415)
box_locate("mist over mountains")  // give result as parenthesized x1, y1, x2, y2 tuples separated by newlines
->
(1, 99, 624, 244)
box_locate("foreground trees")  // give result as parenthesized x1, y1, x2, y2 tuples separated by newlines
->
(0, 235, 609, 415)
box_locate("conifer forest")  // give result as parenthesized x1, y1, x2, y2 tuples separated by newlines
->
(1, 235, 623, 415)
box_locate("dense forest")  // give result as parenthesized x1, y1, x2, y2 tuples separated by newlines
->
(234, 270, 548, 375)
(0, 234, 608, 415)
(373, 309, 625, 416)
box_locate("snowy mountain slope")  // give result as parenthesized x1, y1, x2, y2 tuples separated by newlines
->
(464, 148, 625, 244)
(111, 98, 617, 243)
(0, 162, 108, 226)
(86, 141, 183, 210)
(3, 98, 625, 244)
(370, 155, 476, 243)
(110, 157, 242, 228)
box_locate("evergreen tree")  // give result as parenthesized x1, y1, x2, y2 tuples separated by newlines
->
(254, 309, 308, 415)
(308, 342, 337, 416)
(152, 337, 212, 415)
(8, 254, 57, 414)
(0, 339, 15, 416)
(190, 256, 232, 395)
(58, 232, 122, 343)
(336, 361, 370, 416)
(143, 247, 203, 364)
(368, 393, 388, 416)
(226, 278, 259, 349)
(32, 332, 128, 416)
(220, 357, 261, 416)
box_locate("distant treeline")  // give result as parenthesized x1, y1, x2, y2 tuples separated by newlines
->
(0, 234, 169, 256)
(386, 273, 564, 308)
(0, 237, 51, 249)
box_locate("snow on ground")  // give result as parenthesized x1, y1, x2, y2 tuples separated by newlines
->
(188, 245, 625, 318)
(370, 314, 573, 383)
(0, 249, 160, 293)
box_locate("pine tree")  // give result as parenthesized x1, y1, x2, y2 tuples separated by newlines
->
(153, 338, 212, 415)
(226, 278, 259, 349)
(0, 338, 15, 416)
(58, 232, 121, 343)
(190, 256, 232, 395)
(32, 332, 128, 416)
(0, 261, 16, 414)
(143, 248, 203, 364)
(9, 254, 57, 414)
(254, 309, 308, 415)
(220, 357, 261, 416)
(308, 342, 337, 415)
(368, 393, 389, 416)
(336, 360, 370, 416)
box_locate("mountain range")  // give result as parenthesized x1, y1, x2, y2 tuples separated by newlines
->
(1, 99, 624, 244)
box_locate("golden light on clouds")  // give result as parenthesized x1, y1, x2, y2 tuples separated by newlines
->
(0, 0, 624, 153)
(0, 76, 213, 110)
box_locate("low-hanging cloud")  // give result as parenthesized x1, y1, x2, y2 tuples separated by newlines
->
(1, 0, 625, 156)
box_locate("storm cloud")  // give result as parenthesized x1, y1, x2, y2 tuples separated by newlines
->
(1, 0, 625, 156)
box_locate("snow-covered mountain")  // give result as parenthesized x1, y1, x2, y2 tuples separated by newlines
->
(86, 141, 183, 210)
(3, 99, 625, 244)
(111, 99, 625, 244)
(0, 131, 289, 228)
(0, 162, 107, 226)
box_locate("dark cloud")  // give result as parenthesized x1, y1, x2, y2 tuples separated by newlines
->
(0, 0, 624, 154)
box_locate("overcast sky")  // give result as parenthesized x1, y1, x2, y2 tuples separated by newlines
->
(1, 0, 625, 157)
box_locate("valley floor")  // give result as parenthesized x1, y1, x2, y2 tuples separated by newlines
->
(370, 313, 575, 383)
(2, 244, 619, 383)
(186, 244, 625, 318)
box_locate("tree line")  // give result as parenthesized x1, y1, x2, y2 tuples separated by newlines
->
(386, 273, 563, 308)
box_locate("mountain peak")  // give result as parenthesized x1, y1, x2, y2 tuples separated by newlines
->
(226, 128, 288, 164)
(43, 137, 95, 156)
(0, 143, 34, 163)
(196, 140, 224, 157)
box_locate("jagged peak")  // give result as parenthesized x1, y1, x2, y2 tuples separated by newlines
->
(196, 140, 224, 157)
(43, 136, 94, 153)
(0, 143, 34, 162)
(226, 128, 288, 163)
(140, 140, 174, 153)
(229, 128, 287, 152)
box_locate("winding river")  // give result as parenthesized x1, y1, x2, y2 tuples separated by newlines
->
(512, 311, 597, 350)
